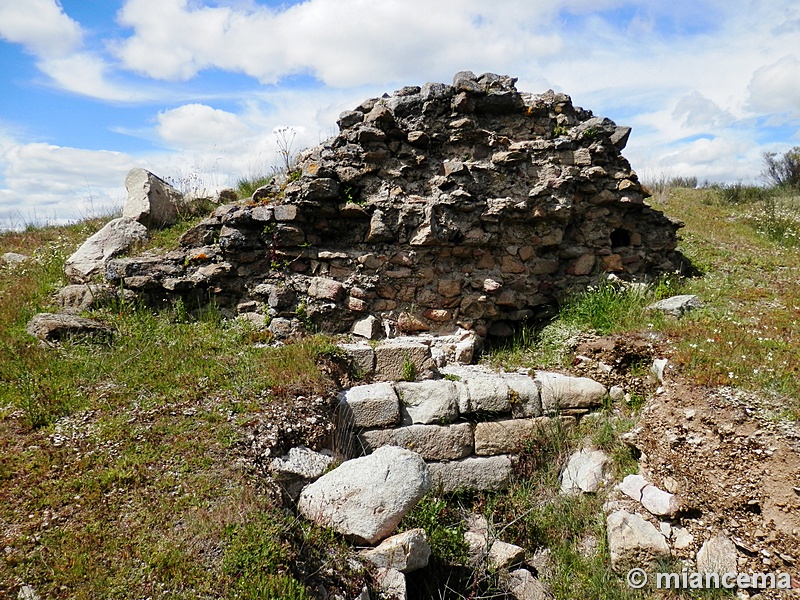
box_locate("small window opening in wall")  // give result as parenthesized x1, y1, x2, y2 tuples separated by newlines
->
(610, 228, 631, 247)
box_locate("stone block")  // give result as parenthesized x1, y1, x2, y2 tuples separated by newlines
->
(502, 373, 542, 417)
(395, 380, 459, 424)
(428, 455, 512, 493)
(606, 510, 670, 570)
(535, 372, 607, 411)
(560, 448, 609, 493)
(122, 168, 180, 229)
(360, 528, 431, 573)
(463, 376, 511, 413)
(339, 343, 376, 377)
(298, 446, 431, 544)
(359, 423, 473, 460)
(374, 341, 436, 381)
(339, 382, 399, 428)
(307, 277, 344, 301)
(474, 418, 544, 455)
(352, 314, 382, 339)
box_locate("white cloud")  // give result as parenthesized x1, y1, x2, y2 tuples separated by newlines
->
(672, 91, 734, 129)
(112, 0, 563, 86)
(0, 0, 82, 59)
(0, 139, 136, 227)
(37, 52, 154, 103)
(156, 104, 253, 149)
(747, 54, 800, 116)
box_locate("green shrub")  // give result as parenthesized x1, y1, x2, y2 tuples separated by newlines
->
(762, 146, 800, 189)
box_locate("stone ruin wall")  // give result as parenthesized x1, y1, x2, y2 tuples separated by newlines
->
(104, 72, 686, 339)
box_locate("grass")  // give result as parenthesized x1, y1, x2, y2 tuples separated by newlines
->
(0, 222, 360, 598)
(4, 179, 800, 598)
(236, 175, 272, 199)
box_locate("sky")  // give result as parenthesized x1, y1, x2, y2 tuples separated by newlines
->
(0, 0, 798, 229)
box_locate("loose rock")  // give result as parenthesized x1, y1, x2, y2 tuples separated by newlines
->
(297, 446, 431, 544)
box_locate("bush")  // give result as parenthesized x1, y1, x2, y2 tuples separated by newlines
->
(713, 182, 773, 205)
(762, 147, 800, 189)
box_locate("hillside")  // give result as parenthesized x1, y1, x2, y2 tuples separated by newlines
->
(2, 184, 800, 599)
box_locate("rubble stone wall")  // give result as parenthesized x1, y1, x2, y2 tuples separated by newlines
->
(103, 72, 687, 338)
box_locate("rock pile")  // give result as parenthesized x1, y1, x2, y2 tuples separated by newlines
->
(62, 71, 687, 339)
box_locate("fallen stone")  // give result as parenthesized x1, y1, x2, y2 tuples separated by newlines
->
(465, 528, 526, 570)
(606, 509, 670, 570)
(560, 448, 609, 493)
(696, 534, 737, 575)
(609, 385, 625, 401)
(428, 455, 512, 493)
(505, 568, 549, 600)
(122, 168, 181, 228)
(535, 372, 607, 411)
(26, 313, 113, 344)
(360, 528, 431, 573)
(489, 540, 526, 569)
(395, 380, 459, 424)
(619, 474, 680, 517)
(647, 294, 702, 317)
(618, 474, 649, 500)
(359, 423, 474, 460)
(64, 217, 149, 283)
(297, 446, 431, 544)
(352, 314, 382, 339)
(375, 568, 407, 600)
(673, 527, 694, 550)
(650, 358, 668, 384)
(339, 382, 399, 428)
(640, 485, 680, 518)
(17, 585, 40, 600)
(1, 252, 28, 265)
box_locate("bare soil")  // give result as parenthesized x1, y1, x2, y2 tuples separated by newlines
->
(573, 333, 800, 596)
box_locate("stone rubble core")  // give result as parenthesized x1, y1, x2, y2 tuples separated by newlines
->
(80, 71, 687, 339)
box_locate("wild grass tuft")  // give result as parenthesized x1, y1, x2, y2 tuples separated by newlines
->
(236, 175, 272, 199)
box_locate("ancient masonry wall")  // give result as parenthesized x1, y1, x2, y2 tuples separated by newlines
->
(103, 72, 686, 338)
(335, 338, 607, 493)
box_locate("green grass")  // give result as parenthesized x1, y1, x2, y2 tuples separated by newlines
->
(236, 175, 272, 199)
(0, 223, 359, 599)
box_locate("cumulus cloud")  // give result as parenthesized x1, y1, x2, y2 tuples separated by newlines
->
(747, 54, 800, 116)
(112, 0, 563, 86)
(0, 140, 136, 227)
(672, 91, 735, 129)
(156, 104, 253, 149)
(0, 0, 82, 59)
(38, 53, 154, 103)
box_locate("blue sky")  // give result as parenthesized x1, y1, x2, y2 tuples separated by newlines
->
(1, 0, 798, 228)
